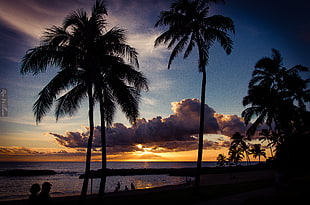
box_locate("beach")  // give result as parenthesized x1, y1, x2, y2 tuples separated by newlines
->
(0, 168, 277, 205)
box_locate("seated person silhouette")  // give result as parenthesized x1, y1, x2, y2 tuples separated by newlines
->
(38, 182, 52, 205)
(29, 184, 40, 205)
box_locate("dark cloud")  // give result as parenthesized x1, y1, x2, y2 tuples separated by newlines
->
(0, 147, 42, 155)
(215, 113, 246, 137)
(50, 99, 246, 154)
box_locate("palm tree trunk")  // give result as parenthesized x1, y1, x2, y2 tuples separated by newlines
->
(98, 98, 107, 198)
(80, 85, 94, 200)
(245, 151, 251, 166)
(195, 69, 206, 194)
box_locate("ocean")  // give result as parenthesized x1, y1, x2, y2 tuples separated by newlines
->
(0, 161, 219, 201)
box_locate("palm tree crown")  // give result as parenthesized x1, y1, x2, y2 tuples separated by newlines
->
(242, 49, 309, 137)
(155, 0, 235, 71)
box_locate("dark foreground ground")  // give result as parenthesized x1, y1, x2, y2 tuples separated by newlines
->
(1, 165, 309, 205)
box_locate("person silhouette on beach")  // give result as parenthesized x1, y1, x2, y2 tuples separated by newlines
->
(29, 184, 40, 205)
(130, 183, 135, 190)
(38, 182, 52, 205)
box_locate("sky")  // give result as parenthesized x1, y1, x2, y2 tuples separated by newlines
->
(0, 0, 309, 162)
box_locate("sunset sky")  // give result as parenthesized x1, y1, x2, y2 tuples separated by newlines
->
(0, 0, 309, 162)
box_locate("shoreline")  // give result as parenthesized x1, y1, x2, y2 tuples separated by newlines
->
(0, 167, 275, 205)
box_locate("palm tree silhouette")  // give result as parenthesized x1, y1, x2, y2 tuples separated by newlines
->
(154, 0, 234, 192)
(259, 129, 276, 158)
(216, 154, 228, 166)
(242, 49, 309, 167)
(21, 0, 148, 199)
(230, 132, 251, 165)
(249, 144, 266, 163)
(228, 146, 244, 165)
(57, 27, 149, 198)
(242, 49, 309, 138)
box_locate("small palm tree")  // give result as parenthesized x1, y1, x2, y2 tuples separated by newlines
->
(228, 146, 244, 165)
(216, 154, 228, 166)
(259, 129, 276, 158)
(249, 144, 266, 163)
(154, 0, 234, 192)
(230, 132, 251, 165)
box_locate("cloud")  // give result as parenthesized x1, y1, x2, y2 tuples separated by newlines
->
(0, 147, 42, 155)
(0, 0, 90, 40)
(50, 98, 246, 154)
(215, 113, 247, 137)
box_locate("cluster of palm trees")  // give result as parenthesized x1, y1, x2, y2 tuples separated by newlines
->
(21, 0, 235, 197)
(216, 132, 267, 166)
(217, 49, 310, 169)
(242, 49, 310, 171)
(21, 0, 149, 199)
(20, 0, 309, 200)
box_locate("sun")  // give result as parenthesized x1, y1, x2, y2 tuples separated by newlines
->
(135, 144, 154, 155)
(136, 144, 143, 149)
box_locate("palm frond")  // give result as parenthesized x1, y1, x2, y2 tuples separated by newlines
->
(63, 9, 88, 30)
(168, 34, 190, 68)
(55, 83, 88, 121)
(42, 25, 70, 46)
(33, 69, 76, 123)
(107, 78, 140, 124)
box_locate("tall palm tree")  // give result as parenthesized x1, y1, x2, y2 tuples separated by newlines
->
(58, 49, 149, 197)
(154, 0, 234, 192)
(21, 0, 148, 199)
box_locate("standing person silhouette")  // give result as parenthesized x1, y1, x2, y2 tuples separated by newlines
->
(38, 182, 52, 205)
(130, 183, 135, 191)
(28, 184, 40, 205)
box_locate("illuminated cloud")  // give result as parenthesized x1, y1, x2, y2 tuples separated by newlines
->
(50, 99, 245, 154)
(215, 113, 247, 137)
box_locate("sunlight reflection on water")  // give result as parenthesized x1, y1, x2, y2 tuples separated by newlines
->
(0, 162, 197, 201)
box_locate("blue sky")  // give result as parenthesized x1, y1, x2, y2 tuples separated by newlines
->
(0, 0, 309, 161)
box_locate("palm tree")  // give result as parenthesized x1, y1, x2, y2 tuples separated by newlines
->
(259, 129, 276, 158)
(243, 49, 309, 136)
(249, 144, 266, 163)
(21, 1, 108, 199)
(230, 132, 251, 165)
(242, 49, 309, 167)
(228, 146, 244, 165)
(216, 154, 228, 166)
(21, 0, 148, 199)
(154, 0, 234, 192)
(57, 31, 149, 198)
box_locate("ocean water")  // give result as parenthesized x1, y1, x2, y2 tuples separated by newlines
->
(0, 161, 218, 201)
